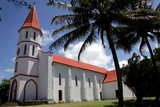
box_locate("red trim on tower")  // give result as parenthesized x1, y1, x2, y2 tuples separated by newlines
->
(53, 54, 108, 74)
(10, 79, 17, 101)
(18, 7, 42, 35)
(23, 79, 38, 101)
(11, 74, 38, 80)
(17, 41, 41, 48)
(16, 56, 39, 60)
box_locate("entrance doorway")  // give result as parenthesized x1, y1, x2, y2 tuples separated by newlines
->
(100, 92, 102, 100)
(58, 90, 62, 101)
(10, 80, 17, 101)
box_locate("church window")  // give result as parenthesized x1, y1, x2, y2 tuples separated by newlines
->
(24, 45, 27, 55)
(59, 73, 61, 85)
(17, 48, 20, 55)
(26, 31, 28, 39)
(32, 45, 35, 56)
(88, 78, 91, 87)
(33, 32, 36, 40)
(15, 62, 18, 72)
(75, 76, 78, 86)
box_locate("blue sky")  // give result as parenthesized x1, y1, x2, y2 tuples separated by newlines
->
(0, 0, 160, 83)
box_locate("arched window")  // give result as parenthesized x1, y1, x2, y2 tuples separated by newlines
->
(75, 76, 78, 86)
(88, 78, 91, 87)
(17, 48, 20, 55)
(26, 31, 28, 39)
(33, 32, 36, 40)
(15, 62, 18, 72)
(32, 45, 35, 56)
(24, 45, 27, 55)
(59, 73, 61, 85)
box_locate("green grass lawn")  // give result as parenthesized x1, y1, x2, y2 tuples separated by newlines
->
(2, 100, 118, 107)
(34, 100, 117, 107)
(1, 100, 138, 107)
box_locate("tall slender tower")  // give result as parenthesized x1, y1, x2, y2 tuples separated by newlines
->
(9, 7, 42, 101)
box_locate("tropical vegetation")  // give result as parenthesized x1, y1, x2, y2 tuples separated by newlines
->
(0, 79, 10, 104)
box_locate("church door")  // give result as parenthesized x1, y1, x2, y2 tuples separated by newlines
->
(58, 90, 62, 101)
(24, 79, 37, 101)
(10, 80, 17, 101)
(100, 92, 102, 100)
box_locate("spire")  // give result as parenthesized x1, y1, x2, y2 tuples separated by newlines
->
(19, 7, 42, 35)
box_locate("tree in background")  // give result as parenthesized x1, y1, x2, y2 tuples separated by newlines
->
(121, 53, 153, 107)
(113, 1, 160, 102)
(0, 79, 10, 104)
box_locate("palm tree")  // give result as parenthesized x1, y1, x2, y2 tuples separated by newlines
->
(48, 0, 138, 106)
(113, 7, 160, 102)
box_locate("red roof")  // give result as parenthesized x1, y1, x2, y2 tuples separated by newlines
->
(19, 7, 42, 35)
(52, 54, 108, 74)
(103, 70, 117, 83)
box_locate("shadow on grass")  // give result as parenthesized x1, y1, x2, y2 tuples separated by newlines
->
(104, 100, 136, 107)
(104, 100, 160, 107)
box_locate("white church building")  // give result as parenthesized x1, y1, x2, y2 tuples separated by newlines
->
(9, 7, 134, 103)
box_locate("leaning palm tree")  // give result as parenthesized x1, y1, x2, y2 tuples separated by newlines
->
(113, 7, 160, 102)
(48, 0, 139, 106)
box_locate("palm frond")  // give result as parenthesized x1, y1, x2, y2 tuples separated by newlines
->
(47, 0, 72, 10)
(155, 3, 160, 12)
(52, 23, 77, 36)
(50, 24, 91, 50)
(64, 24, 91, 50)
(52, 14, 76, 24)
(139, 38, 146, 55)
(100, 29, 106, 48)
(78, 29, 97, 60)
(152, 32, 160, 45)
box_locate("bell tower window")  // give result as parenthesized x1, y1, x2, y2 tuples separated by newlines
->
(24, 45, 27, 55)
(26, 31, 28, 39)
(15, 62, 18, 72)
(32, 46, 35, 56)
(17, 48, 20, 55)
(33, 32, 36, 40)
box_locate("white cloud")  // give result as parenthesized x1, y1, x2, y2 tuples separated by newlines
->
(59, 42, 113, 70)
(41, 29, 54, 46)
(11, 57, 16, 62)
(4, 68, 14, 73)
(119, 60, 128, 68)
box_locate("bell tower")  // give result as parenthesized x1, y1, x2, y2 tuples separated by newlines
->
(9, 7, 43, 101)
(16, 7, 42, 75)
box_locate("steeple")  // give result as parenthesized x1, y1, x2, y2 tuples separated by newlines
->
(19, 7, 42, 35)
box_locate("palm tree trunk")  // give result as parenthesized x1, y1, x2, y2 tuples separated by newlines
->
(145, 37, 160, 103)
(106, 27, 123, 107)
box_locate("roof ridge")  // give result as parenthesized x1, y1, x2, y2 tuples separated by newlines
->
(53, 54, 108, 74)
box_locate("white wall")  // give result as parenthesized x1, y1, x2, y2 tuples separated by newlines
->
(102, 81, 135, 100)
(102, 81, 118, 100)
(15, 58, 38, 76)
(38, 51, 53, 100)
(52, 62, 105, 103)
(123, 83, 135, 99)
